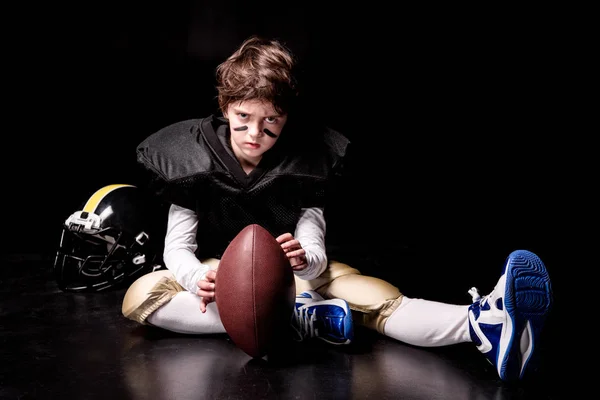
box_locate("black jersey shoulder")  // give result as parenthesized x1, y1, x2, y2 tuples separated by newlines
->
(136, 117, 221, 182)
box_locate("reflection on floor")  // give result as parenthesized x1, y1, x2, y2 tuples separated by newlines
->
(1, 254, 564, 400)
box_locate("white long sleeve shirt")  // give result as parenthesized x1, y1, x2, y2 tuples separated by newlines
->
(163, 204, 328, 293)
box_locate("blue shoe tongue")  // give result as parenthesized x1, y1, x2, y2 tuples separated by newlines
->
(469, 301, 482, 319)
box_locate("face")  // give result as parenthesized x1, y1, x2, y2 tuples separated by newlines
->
(226, 99, 288, 169)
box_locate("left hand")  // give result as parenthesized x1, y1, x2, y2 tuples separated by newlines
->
(276, 233, 308, 271)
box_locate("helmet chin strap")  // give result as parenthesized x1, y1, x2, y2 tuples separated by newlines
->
(135, 231, 150, 246)
(130, 231, 150, 265)
(132, 254, 146, 265)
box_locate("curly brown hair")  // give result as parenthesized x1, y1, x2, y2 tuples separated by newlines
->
(216, 36, 298, 116)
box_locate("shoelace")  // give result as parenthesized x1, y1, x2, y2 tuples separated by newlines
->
(468, 287, 482, 302)
(292, 306, 317, 340)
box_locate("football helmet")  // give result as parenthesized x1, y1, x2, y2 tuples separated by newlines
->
(54, 184, 165, 292)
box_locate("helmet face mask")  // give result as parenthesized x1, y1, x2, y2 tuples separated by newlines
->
(54, 184, 164, 292)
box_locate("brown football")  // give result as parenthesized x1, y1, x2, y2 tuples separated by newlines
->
(215, 224, 296, 358)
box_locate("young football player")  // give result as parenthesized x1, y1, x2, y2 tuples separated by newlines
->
(122, 35, 553, 382)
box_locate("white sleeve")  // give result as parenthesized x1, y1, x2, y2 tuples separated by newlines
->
(163, 204, 211, 293)
(293, 207, 328, 281)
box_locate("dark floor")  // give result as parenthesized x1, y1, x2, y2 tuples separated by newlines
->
(1, 247, 573, 400)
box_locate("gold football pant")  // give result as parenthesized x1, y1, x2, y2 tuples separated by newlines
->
(122, 259, 403, 334)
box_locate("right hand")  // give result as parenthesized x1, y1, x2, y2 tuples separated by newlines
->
(197, 269, 217, 313)
(276, 232, 308, 271)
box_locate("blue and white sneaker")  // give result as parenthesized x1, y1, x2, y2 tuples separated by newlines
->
(292, 290, 354, 345)
(468, 250, 553, 381)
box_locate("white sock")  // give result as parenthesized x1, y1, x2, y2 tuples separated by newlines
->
(383, 297, 471, 347)
(147, 292, 226, 335)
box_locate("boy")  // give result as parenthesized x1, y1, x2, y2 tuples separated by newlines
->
(122, 35, 553, 382)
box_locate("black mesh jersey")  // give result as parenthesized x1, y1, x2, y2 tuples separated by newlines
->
(136, 115, 350, 259)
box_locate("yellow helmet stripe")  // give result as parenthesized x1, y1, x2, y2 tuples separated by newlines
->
(82, 184, 135, 213)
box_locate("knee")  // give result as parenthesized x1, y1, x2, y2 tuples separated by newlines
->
(323, 274, 402, 334)
(122, 270, 180, 323)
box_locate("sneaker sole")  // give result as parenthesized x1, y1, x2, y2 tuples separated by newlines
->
(501, 249, 553, 381)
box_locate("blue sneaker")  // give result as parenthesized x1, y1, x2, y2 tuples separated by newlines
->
(292, 290, 354, 345)
(468, 250, 553, 381)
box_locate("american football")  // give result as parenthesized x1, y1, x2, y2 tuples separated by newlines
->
(215, 224, 296, 358)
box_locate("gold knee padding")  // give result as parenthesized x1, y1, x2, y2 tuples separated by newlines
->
(121, 270, 184, 324)
(121, 259, 220, 325)
(352, 296, 403, 334)
(326, 274, 403, 334)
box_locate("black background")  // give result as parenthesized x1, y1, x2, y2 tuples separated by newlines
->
(2, 2, 584, 304)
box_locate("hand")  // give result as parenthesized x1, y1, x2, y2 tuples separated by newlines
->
(197, 269, 217, 313)
(276, 233, 308, 271)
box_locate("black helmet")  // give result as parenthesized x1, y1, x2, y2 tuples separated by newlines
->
(54, 184, 165, 292)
